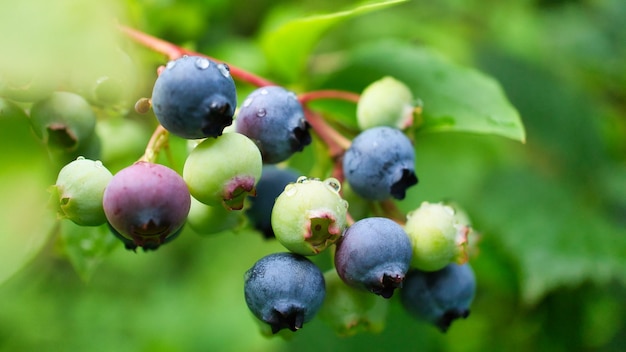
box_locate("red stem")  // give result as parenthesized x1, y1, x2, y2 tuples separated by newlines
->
(299, 90, 360, 104)
(118, 24, 275, 87)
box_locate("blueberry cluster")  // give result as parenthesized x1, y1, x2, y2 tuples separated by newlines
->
(31, 54, 479, 337)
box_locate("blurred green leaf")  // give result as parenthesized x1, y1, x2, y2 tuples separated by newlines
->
(0, 99, 55, 285)
(478, 169, 626, 305)
(321, 41, 526, 142)
(58, 220, 120, 282)
(260, 0, 407, 83)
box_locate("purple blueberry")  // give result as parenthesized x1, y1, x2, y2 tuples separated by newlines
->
(103, 161, 191, 250)
(235, 86, 311, 163)
(244, 252, 325, 334)
(334, 217, 413, 298)
(342, 126, 418, 200)
(400, 263, 476, 332)
(151, 56, 237, 139)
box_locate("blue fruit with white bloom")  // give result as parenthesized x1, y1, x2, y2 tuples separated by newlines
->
(151, 55, 237, 139)
(334, 217, 413, 298)
(244, 252, 326, 334)
(400, 263, 476, 332)
(342, 126, 418, 201)
(235, 86, 311, 163)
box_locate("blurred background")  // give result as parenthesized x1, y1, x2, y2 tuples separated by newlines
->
(0, 0, 624, 351)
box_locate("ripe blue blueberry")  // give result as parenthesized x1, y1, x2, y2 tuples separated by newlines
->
(400, 263, 476, 332)
(334, 217, 413, 298)
(245, 165, 299, 239)
(151, 56, 237, 139)
(244, 252, 326, 334)
(342, 126, 418, 201)
(235, 86, 311, 163)
(103, 161, 191, 250)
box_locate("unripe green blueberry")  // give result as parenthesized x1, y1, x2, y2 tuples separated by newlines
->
(50, 157, 113, 226)
(29, 92, 97, 152)
(356, 76, 415, 130)
(318, 269, 388, 337)
(183, 132, 262, 210)
(187, 196, 243, 235)
(405, 201, 469, 271)
(271, 177, 348, 256)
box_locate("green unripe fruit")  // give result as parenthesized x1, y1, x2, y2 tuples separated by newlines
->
(271, 177, 348, 255)
(318, 269, 388, 336)
(356, 76, 415, 130)
(187, 196, 243, 235)
(405, 201, 469, 271)
(50, 157, 113, 226)
(183, 132, 262, 210)
(29, 92, 97, 152)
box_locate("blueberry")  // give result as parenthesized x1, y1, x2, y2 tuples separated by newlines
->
(334, 217, 413, 298)
(244, 252, 326, 334)
(183, 132, 262, 209)
(29, 91, 97, 152)
(151, 56, 237, 139)
(51, 157, 113, 226)
(235, 86, 311, 163)
(400, 263, 476, 332)
(103, 161, 191, 250)
(271, 177, 348, 256)
(342, 126, 418, 201)
(405, 201, 469, 271)
(245, 165, 299, 239)
(357, 76, 415, 130)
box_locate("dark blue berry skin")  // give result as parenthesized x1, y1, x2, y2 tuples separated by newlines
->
(235, 86, 311, 164)
(334, 217, 413, 299)
(245, 165, 299, 239)
(244, 252, 325, 334)
(342, 126, 418, 201)
(151, 56, 237, 139)
(400, 263, 476, 332)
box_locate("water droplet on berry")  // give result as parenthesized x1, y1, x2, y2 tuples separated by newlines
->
(256, 108, 267, 117)
(288, 92, 298, 100)
(76, 156, 85, 161)
(285, 184, 297, 197)
(296, 176, 308, 183)
(260, 89, 269, 95)
(217, 63, 230, 78)
(324, 178, 341, 193)
(165, 61, 176, 70)
(95, 160, 103, 168)
(195, 57, 210, 70)
(243, 97, 253, 107)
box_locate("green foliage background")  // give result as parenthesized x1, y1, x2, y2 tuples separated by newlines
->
(0, 0, 625, 351)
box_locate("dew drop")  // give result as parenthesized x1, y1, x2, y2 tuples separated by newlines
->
(260, 89, 269, 95)
(296, 176, 308, 183)
(165, 60, 176, 70)
(76, 156, 85, 161)
(324, 178, 341, 193)
(217, 63, 230, 78)
(243, 97, 253, 107)
(256, 108, 267, 118)
(287, 91, 298, 100)
(285, 184, 297, 197)
(341, 199, 349, 209)
(94, 160, 103, 168)
(195, 57, 210, 70)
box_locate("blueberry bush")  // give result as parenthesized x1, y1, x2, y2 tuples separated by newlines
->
(1, 0, 625, 351)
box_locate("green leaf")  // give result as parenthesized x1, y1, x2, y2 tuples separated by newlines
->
(260, 0, 407, 83)
(319, 41, 526, 142)
(58, 220, 120, 281)
(478, 169, 626, 305)
(0, 99, 55, 285)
